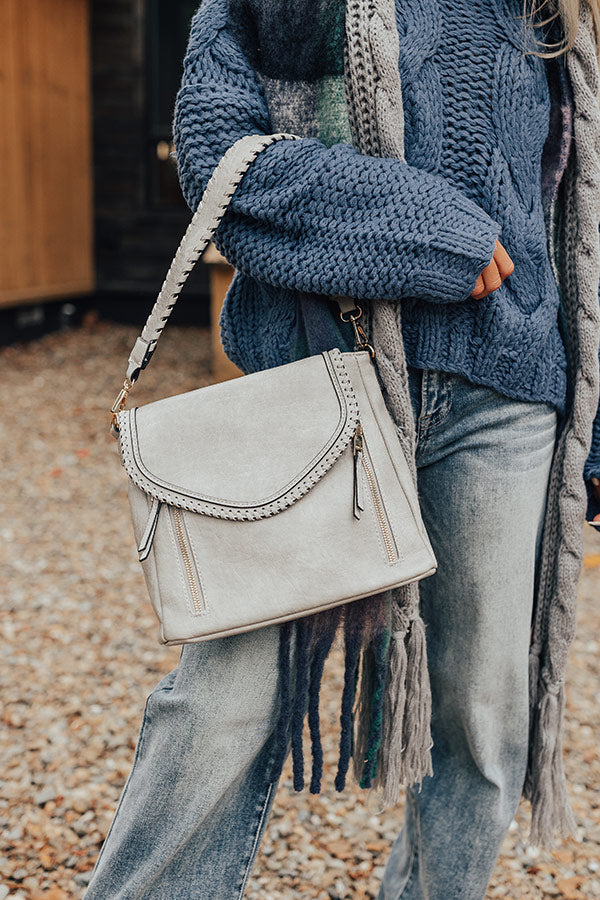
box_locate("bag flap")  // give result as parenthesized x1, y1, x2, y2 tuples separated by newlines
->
(118, 349, 360, 520)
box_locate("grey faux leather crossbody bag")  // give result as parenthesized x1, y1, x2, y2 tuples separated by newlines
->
(110, 133, 437, 645)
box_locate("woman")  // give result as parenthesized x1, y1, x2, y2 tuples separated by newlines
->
(86, 1, 600, 898)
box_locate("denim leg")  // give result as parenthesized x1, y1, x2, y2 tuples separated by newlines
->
(85, 623, 284, 900)
(379, 367, 557, 900)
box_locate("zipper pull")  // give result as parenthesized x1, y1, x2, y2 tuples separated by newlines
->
(138, 498, 161, 561)
(353, 422, 365, 520)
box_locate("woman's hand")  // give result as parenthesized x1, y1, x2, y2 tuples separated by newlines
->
(471, 240, 514, 299)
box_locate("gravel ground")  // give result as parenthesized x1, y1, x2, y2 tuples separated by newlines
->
(1, 316, 599, 900)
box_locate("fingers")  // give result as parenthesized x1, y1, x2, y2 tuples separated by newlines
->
(493, 240, 515, 278)
(471, 274, 487, 299)
(482, 258, 502, 293)
(471, 254, 498, 300)
(470, 239, 514, 300)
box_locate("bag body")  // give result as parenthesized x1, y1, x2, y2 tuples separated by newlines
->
(111, 133, 437, 646)
(118, 348, 437, 643)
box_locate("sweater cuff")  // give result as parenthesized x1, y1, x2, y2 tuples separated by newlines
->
(409, 192, 501, 304)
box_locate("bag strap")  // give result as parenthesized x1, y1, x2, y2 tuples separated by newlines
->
(110, 132, 368, 432)
(125, 133, 301, 384)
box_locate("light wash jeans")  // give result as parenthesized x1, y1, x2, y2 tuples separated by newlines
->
(85, 365, 557, 900)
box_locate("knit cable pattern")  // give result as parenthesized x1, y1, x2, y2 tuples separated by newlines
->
(172, 0, 500, 307)
(173, 0, 590, 415)
(391, 0, 569, 412)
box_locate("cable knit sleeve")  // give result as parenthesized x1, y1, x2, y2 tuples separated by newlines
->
(172, 0, 501, 304)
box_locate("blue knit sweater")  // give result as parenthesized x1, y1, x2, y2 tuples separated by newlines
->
(173, 0, 600, 482)
(395, 0, 566, 412)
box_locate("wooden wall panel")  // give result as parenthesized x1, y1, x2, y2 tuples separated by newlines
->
(0, 0, 94, 307)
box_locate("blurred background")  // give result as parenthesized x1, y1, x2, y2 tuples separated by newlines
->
(1, 0, 217, 344)
(1, 3, 599, 899)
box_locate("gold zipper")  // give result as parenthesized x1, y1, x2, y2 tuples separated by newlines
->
(353, 424, 398, 564)
(171, 507, 204, 614)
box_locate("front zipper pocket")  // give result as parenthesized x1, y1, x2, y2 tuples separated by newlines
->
(352, 423, 399, 564)
(168, 506, 206, 615)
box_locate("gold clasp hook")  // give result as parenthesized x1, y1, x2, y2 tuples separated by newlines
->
(339, 305, 375, 358)
(110, 378, 133, 434)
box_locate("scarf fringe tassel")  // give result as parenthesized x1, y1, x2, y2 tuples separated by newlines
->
(524, 657, 577, 848)
(269, 604, 433, 805)
(375, 609, 433, 805)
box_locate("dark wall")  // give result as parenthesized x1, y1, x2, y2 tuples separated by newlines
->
(90, 0, 208, 322)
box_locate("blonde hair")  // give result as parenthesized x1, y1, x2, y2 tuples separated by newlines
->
(522, 0, 600, 59)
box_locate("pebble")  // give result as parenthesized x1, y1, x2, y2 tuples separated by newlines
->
(1, 321, 599, 899)
(33, 789, 57, 807)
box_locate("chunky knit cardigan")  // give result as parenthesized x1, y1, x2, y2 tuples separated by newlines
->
(173, 0, 600, 845)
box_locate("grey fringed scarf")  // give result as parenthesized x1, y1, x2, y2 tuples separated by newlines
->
(231, 0, 600, 846)
(523, 4, 600, 844)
